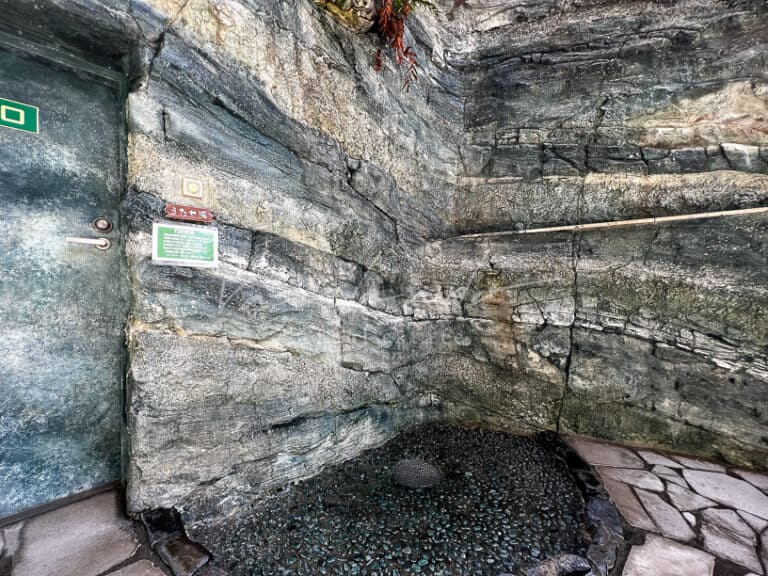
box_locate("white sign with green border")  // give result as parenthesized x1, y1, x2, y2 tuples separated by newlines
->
(152, 222, 219, 268)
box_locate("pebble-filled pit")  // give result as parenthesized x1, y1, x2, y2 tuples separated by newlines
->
(193, 424, 590, 575)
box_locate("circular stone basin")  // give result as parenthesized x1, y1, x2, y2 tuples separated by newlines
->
(194, 424, 589, 575)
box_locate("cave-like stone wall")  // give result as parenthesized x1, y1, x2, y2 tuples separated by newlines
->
(450, 0, 768, 232)
(401, 0, 768, 466)
(2, 0, 460, 519)
(318, 0, 768, 469)
(3, 0, 766, 521)
(118, 0, 464, 518)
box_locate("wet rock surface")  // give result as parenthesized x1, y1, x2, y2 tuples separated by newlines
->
(192, 425, 589, 576)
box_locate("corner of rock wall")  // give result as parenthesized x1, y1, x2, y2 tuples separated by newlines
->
(434, 0, 768, 467)
(120, 0, 465, 520)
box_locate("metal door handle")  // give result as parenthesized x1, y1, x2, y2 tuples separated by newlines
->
(65, 237, 111, 250)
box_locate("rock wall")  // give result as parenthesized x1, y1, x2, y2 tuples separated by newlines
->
(450, 0, 768, 233)
(2, 0, 766, 521)
(403, 215, 768, 467)
(409, 0, 767, 466)
(402, 0, 768, 465)
(119, 0, 462, 518)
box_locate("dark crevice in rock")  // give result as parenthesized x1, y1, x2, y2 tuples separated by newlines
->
(265, 403, 403, 436)
(557, 175, 584, 433)
(549, 144, 587, 176)
(130, 28, 164, 93)
(161, 105, 169, 140)
(720, 143, 737, 171)
(345, 158, 403, 244)
(134, 0, 191, 94)
(590, 96, 610, 145)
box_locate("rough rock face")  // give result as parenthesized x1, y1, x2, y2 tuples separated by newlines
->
(406, 0, 768, 466)
(407, 216, 768, 466)
(3, 0, 766, 520)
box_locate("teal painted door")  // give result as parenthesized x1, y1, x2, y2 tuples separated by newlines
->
(0, 48, 128, 518)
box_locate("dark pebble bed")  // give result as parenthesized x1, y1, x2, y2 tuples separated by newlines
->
(194, 424, 589, 576)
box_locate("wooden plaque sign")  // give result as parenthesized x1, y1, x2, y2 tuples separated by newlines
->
(164, 203, 213, 224)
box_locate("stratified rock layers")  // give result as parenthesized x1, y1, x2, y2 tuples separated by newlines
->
(4, 0, 766, 519)
(412, 216, 768, 466)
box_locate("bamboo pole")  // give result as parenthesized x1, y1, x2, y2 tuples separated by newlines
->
(456, 206, 768, 239)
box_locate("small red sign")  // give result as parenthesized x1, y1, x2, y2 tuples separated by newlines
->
(164, 203, 214, 224)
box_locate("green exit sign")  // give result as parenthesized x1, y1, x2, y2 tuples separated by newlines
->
(0, 98, 39, 134)
(152, 222, 219, 268)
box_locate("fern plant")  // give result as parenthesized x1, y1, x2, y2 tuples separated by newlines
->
(374, 0, 428, 89)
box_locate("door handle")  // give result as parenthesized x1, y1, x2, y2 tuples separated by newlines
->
(65, 237, 111, 250)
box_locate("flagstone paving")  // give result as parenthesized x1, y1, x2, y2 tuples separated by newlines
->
(623, 534, 716, 576)
(636, 489, 696, 543)
(601, 478, 656, 532)
(0, 490, 171, 576)
(568, 436, 768, 576)
(2, 440, 767, 576)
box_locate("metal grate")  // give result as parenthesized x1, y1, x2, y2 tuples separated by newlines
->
(393, 459, 443, 488)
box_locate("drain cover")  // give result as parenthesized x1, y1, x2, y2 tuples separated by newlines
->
(393, 459, 443, 488)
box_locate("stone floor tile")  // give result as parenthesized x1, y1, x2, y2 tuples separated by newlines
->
(8, 491, 140, 576)
(734, 469, 768, 493)
(597, 467, 664, 492)
(683, 512, 697, 527)
(701, 509, 754, 538)
(568, 437, 644, 469)
(636, 490, 696, 542)
(667, 482, 716, 511)
(673, 456, 726, 472)
(740, 511, 768, 533)
(110, 560, 168, 576)
(701, 513, 762, 573)
(639, 450, 683, 468)
(600, 478, 656, 531)
(761, 531, 768, 576)
(622, 534, 715, 576)
(653, 465, 689, 488)
(684, 470, 768, 520)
